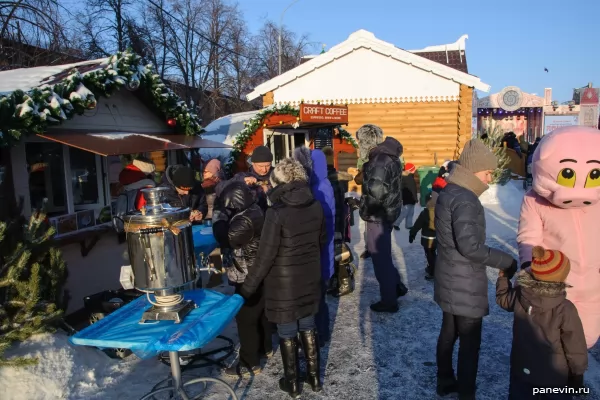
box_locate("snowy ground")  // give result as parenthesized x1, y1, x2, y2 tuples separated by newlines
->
(1, 182, 600, 400)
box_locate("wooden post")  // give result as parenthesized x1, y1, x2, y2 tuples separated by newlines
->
(262, 91, 274, 107)
(456, 85, 474, 159)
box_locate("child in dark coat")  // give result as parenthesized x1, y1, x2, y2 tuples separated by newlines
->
(496, 246, 588, 399)
(409, 191, 438, 280)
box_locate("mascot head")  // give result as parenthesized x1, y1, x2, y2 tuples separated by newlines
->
(532, 126, 600, 208)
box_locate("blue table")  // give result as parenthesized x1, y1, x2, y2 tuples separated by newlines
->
(192, 225, 218, 259)
(70, 289, 243, 400)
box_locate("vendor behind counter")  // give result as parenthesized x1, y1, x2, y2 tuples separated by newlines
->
(160, 165, 208, 223)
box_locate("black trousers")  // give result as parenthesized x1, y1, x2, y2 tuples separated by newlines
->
(233, 283, 273, 367)
(436, 312, 483, 396)
(424, 246, 437, 275)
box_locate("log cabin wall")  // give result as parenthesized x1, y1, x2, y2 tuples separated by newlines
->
(345, 100, 461, 167)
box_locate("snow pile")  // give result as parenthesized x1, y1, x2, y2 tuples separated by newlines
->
(0, 59, 108, 95)
(0, 333, 116, 400)
(480, 180, 525, 209)
(89, 133, 174, 144)
(199, 110, 259, 159)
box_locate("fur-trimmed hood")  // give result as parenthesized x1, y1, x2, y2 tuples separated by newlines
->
(516, 269, 568, 313)
(356, 124, 384, 162)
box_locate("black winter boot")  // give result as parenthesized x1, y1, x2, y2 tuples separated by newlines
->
(278, 338, 301, 398)
(436, 376, 458, 396)
(334, 277, 353, 297)
(299, 329, 323, 392)
(397, 282, 408, 297)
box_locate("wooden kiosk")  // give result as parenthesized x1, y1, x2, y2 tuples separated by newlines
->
(225, 103, 358, 176)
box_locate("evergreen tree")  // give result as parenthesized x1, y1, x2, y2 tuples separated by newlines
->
(0, 198, 68, 367)
(480, 124, 511, 185)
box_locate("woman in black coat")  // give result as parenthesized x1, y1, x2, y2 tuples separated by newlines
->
(241, 157, 326, 398)
(212, 181, 272, 378)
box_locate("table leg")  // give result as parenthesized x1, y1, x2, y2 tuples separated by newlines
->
(140, 351, 238, 400)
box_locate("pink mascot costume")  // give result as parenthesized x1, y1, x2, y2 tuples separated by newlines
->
(518, 126, 600, 349)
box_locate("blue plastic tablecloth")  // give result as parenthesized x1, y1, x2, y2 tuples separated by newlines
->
(193, 225, 218, 257)
(70, 290, 243, 359)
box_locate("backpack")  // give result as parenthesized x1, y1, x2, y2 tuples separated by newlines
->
(113, 189, 142, 234)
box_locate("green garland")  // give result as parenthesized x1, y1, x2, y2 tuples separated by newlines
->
(337, 126, 358, 149)
(223, 103, 299, 177)
(0, 49, 202, 147)
(223, 104, 358, 177)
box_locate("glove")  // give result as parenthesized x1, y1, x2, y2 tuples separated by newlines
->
(568, 374, 585, 396)
(408, 236, 415, 244)
(334, 232, 343, 241)
(520, 261, 531, 271)
(503, 259, 518, 280)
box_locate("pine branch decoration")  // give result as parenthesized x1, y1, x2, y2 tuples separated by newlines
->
(0, 200, 68, 367)
(481, 124, 511, 185)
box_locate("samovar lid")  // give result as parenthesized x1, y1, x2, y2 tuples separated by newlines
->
(124, 187, 191, 225)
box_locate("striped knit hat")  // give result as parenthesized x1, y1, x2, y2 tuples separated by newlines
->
(530, 246, 571, 283)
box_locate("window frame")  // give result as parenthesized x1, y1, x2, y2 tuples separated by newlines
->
(16, 137, 112, 238)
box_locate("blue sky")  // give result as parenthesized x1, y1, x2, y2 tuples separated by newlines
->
(238, 0, 600, 102)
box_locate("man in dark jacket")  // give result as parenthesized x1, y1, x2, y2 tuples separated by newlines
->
(357, 124, 407, 313)
(231, 145, 273, 212)
(434, 139, 517, 399)
(160, 165, 208, 222)
(496, 246, 588, 399)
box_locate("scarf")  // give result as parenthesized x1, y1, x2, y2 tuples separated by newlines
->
(446, 164, 489, 198)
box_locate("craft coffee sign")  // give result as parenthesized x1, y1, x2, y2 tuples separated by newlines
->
(300, 104, 348, 124)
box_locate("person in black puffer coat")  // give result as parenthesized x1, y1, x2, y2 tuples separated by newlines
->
(357, 125, 407, 313)
(434, 139, 517, 400)
(241, 158, 325, 398)
(212, 181, 272, 378)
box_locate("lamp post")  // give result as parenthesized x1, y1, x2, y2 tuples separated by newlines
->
(279, 0, 301, 75)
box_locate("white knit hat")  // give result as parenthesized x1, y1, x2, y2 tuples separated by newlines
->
(133, 158, 156, 174)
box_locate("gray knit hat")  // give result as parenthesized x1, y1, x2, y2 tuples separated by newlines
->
(458, 139, 497, 173)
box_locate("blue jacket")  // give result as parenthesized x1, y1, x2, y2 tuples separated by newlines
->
(310, 150, 336, 282)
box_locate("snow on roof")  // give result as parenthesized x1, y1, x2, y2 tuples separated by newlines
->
(198, 110, 260, 159)
(0, 58, 109, 95)
(246, 30, 489, 101)
(409, 34, 469, 53)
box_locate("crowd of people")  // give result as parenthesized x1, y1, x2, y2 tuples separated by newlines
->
(114, 124, 596, 400)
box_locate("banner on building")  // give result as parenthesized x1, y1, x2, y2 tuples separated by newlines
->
(579, 105, 599, 128)
(544, 115, 579, 135)
(580, 88, 599, 105)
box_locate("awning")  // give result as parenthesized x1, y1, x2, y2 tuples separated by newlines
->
(37, 132, 231, 156)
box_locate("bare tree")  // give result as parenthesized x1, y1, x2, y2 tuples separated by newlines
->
(221, 20, 257, 110)
(0, 0, 78, 69)
(77, 0, 133, 57)
(253, 20, 313, 84)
